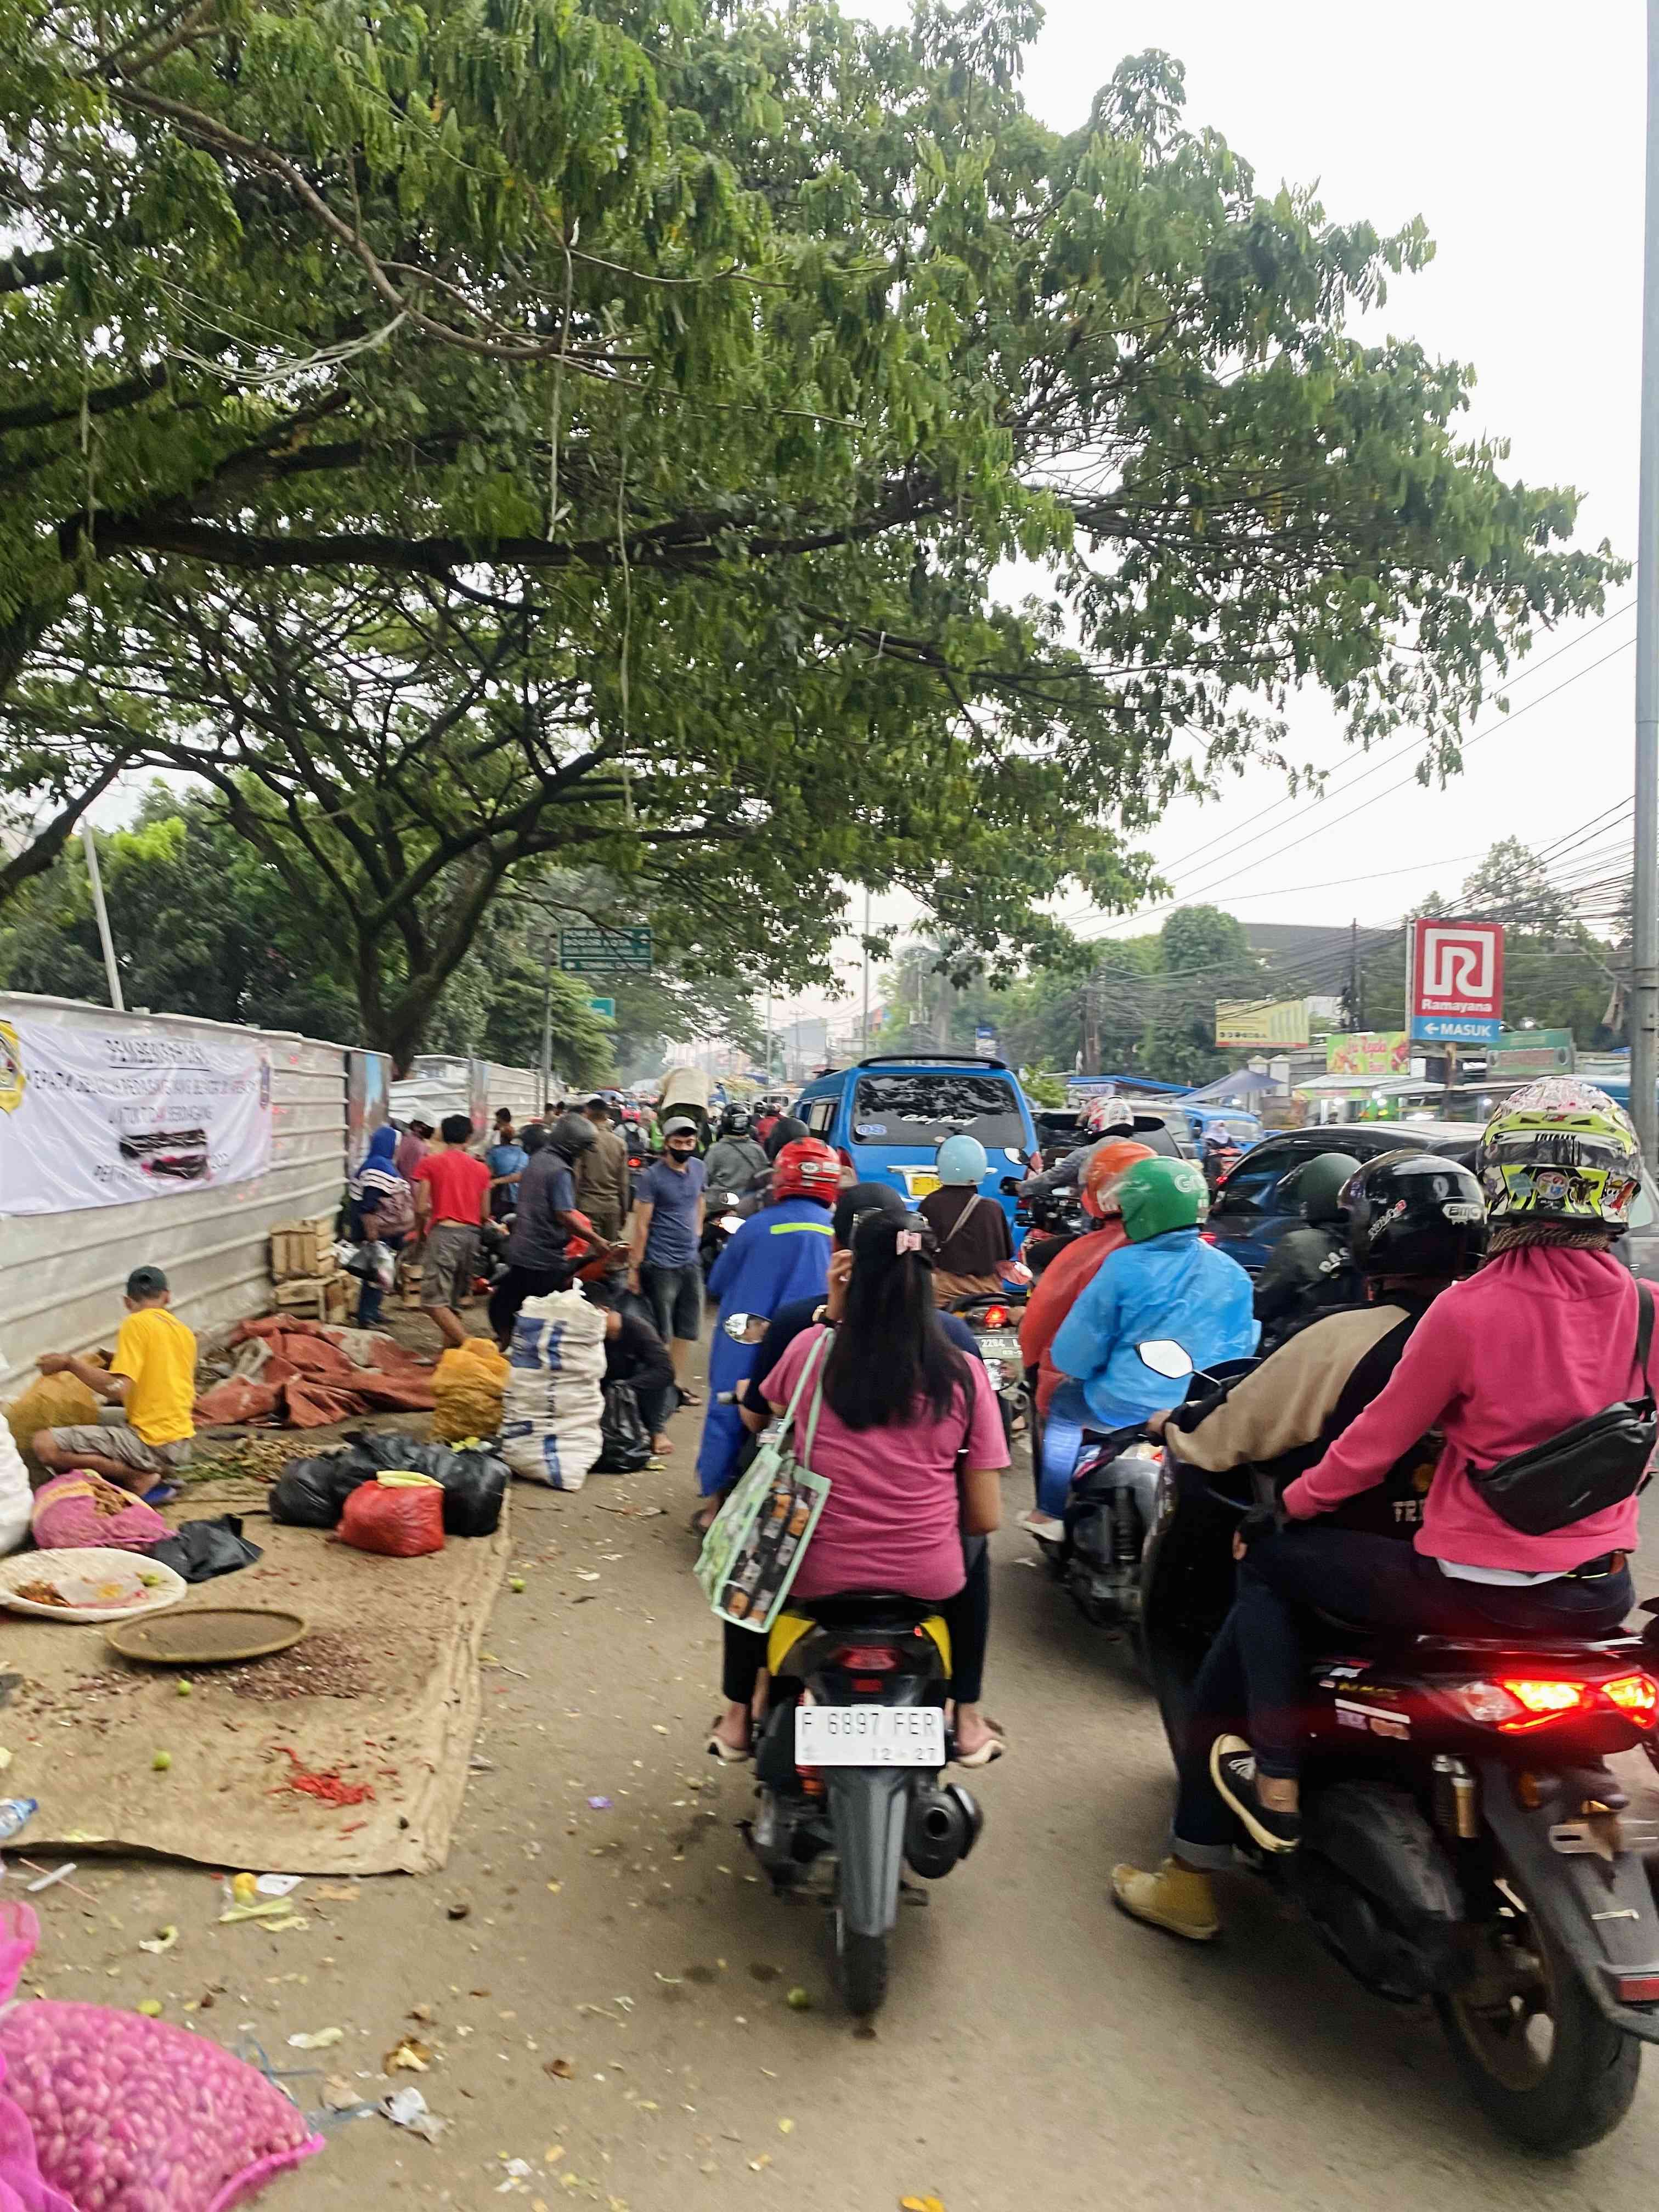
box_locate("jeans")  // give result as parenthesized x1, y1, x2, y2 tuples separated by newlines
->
(1170, 1526, 1634, 1867)
(642, 1261, 703, 1344)
(1038, 1379, 1091, 1516)
(721, 1541, 992, 1709)
(356, 1232, 405, 1329)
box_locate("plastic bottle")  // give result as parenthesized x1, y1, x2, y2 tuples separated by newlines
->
(0, 1799, 38, 1843)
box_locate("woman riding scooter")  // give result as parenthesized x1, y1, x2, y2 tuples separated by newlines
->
(1017, 1138, 1154, 1511)
(1129, 1080, 1650, 1928)
(1020, 1157, 1256, 1539)
(917, 1134, 1013, 1308)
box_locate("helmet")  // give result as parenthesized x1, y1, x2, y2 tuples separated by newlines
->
(1344, 1150, 1488, 1277)
(935, 1134, 988, 1187)
(1084, 1096, 1135, 1138)
(1284, 1151, 1362, 1227)
(1117, 1156, 1210, 1243)
(1080, 1138, 1155, 1220)
(1474, 1076, 1641, 1231)
(548, 1110, 597, 1161)
(720, 1105, 752, 1137)
(771, 1137, 840, 1204)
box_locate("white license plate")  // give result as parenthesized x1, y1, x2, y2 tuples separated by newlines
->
(977, 1330, 1022, 1359)
(795, 1705, 945, 1768)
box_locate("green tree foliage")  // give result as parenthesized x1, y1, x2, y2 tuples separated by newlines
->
(3, 0, 1621, 1054)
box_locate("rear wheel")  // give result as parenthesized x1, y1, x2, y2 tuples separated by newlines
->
(831, 1907, 889, 2019)
(1436, 1866, 1640, 2153)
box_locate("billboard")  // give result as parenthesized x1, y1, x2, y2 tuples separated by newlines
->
(1487, 1028, 1574, 1077)
(1215, 997, 1310, 1051)
(1326, 1031, 1410, 1079)
(1407, 918, 1504, 1043)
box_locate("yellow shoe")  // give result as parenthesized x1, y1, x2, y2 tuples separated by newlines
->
(1110, 1857, 1220, 1943)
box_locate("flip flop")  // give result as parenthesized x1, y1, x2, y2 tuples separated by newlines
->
(678, 1389, 703, 1408)
(706, 1724, 749, 1765)
(142, 1482, 182, 1508)
(955, 1736, 1006, 1769)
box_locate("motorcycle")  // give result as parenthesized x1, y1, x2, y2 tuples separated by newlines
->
(699, 1190, 745, 1275)
(742, 1597, 983, 2017)
(950, 1291, 1026, 1446)
(1139, 1337, 1659, 2153)
(1000, 1174, 1084, 1277)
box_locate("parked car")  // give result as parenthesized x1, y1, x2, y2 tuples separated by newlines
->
(792, 1056, 1040, 1226)
(1204, 1118, 1659, 1285)
(1175, 1104, 1266, 1155)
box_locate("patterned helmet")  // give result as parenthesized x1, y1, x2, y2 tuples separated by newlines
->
(1080, 1138, 1154, 1220)
(1474, 1077, 1641, 1231)
(770, 1137, 842, 1205)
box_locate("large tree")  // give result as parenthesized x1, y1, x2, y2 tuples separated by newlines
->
(2, 0, 1623, 1047)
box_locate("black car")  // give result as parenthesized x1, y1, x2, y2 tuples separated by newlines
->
(1205, 1119, 1659, 1286)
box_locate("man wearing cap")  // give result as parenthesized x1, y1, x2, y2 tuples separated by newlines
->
(32, 1265, 197, 1495)
(629, 1118, 707, 1397)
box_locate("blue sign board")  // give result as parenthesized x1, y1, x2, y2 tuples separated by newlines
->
(1410, 1015, 1502, 1045)
(588, 996, 616, 1019)
(974, 1024, 998, 1054)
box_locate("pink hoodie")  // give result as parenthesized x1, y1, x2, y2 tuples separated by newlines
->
(1282, 1244, 1650, 1572)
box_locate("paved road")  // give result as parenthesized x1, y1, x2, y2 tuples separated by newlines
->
(58, 1323, 1659, 2208)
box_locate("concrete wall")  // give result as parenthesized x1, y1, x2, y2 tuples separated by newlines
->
(0, 994, 349, 1393)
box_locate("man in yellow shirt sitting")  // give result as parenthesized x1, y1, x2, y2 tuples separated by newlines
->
(32, 1265, 197, 1497)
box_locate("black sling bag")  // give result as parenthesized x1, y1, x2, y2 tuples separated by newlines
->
(1468, 1282, 1656, 1536)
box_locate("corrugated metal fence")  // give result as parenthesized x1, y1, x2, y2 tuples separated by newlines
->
(0, 994, 351, 1393)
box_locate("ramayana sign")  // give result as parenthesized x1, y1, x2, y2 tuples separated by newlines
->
(0, 1013, 272, 1217)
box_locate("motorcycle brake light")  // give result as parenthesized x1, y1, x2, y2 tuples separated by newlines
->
(831, 1646, 899, 1672)
(1604, 1673, 1659, 1726)
(1494, 1677, 1588, 1731)
(981, 1304, 1009, 1329)
(1617, 1974, 1659, 2004)
(1199, 1231, 1217, 1245)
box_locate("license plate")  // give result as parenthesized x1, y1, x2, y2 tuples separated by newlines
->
(977, 1330, 1022, 1359)
(908, 1172, 941, 1197)
(795, 1705, 945, 1768)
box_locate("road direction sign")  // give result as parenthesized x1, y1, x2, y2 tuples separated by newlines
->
(588, 996, 616, 1019)
(558, 926, 652, 975)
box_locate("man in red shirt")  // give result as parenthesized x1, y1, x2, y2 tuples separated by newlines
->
(413, 1114, 493, 1347)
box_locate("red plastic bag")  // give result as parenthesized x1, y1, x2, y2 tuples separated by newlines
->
(338, 1475, 445, 1558)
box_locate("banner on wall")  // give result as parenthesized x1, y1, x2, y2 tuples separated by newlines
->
(1326, 1031, 1411, 1079)
(0, 1014, 272, 1217)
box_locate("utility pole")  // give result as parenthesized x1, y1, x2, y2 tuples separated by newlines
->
(860, 887, 871, 1055)
(763, 985, 771, 1086)
(539, 933, 554, 1113)
(1634, 0, 1659, 1161)
(81, 821, 123, 1013)
(1349, 918, 1359, 1031)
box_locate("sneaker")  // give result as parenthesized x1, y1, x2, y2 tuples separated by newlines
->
(1209, 1735, 1301, 1854)
(1110, 1858, 1220, 1942)
(1016, 1507, 1065, 1542)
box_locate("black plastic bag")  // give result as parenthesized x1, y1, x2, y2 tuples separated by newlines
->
(269, 1452, 369, 1528)
(596, 1381, 652, 1474)
(334, 1431, 507, 1536)
(148, 1515, 264, 1583)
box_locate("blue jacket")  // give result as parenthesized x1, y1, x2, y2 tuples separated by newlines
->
(1050, 1227, 1259, 1431)
(696, 1198, 836, 1494)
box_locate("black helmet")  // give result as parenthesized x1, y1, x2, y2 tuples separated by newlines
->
(548, 1110, 598, 1163)
(721, 1105, 753, 1137)
(1284, 1150, 1362, 1227)
(1343, 1150, 1487, 1278)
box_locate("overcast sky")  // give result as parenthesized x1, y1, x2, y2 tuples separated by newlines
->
(777, 0, 1650, 1030)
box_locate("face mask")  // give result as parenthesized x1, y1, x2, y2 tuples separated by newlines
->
(667, 1143, 696, 1159)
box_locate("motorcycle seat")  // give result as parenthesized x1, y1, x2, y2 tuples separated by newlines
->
(1308, 1611, 1643, 1658)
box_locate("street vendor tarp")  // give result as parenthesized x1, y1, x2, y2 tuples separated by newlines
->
(195, 1317, 437, 1430)
(0, 1495, 509, 1874)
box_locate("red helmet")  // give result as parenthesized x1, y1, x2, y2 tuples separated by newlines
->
(771, 1137, 840, 1204)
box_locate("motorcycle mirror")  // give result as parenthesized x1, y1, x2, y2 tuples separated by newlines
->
(998, 1176, 1022, 1195)
(722, 1312, 770, 1344)
(1137, 1338, 1194, 1379)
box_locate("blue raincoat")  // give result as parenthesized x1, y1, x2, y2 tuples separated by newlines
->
(696, 1197, 835, 1496)
(1049, 1227, 1258, 1435)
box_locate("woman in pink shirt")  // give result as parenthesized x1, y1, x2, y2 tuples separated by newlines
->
(1185, 1081, 1648, 1877)
(707, 1209, 1008, 1765)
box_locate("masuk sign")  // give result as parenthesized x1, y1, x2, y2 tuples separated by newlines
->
(1407, 918, 1504, 1045)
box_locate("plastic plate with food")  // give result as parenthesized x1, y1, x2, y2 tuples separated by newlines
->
(0, 1548, 188, 1623)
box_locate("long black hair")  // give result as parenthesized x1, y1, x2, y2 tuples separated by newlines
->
(820, 1211, 973, 1431)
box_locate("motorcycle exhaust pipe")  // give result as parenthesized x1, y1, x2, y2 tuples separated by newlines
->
(904, 1784, 983, 1879)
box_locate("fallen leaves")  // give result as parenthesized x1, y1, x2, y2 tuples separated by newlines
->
(544, 2057, 575, 2080)
(287, 2027, 343, 2051)
(900, 2198, 947, 2211)
(137, 1926, 177, 1956)
(384, 2037, 432, 2073)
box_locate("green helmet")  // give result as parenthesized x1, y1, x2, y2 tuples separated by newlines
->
(1286, 1151, 1361, 1227)
(1118, 1155, 1210, 1242)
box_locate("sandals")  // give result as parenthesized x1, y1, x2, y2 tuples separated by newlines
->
(706, 1722, 750, 1765)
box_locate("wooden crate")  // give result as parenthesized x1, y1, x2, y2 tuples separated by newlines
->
(324, 1275, 351, 1325)
(270, 1212, 338, 1283)
(273, 1276, 331, 1321)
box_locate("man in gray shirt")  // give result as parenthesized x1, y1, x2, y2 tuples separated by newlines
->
(488, 1116, 595, 1346)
